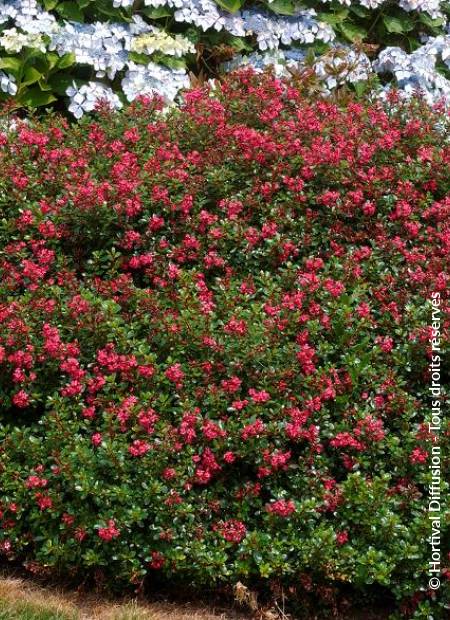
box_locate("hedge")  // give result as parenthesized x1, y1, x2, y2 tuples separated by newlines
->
(0, 71, 449, 618)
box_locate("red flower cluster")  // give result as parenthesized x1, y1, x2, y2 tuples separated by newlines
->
(219, 519, 247, 544)
(266, 499, 296, 517)
(98, 520, 120, 542)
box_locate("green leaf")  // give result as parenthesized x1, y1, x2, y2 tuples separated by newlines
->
(18, 87, 57, 108)
(57, 52, 76, 70)
(56, 1, 85, 21)
(40, 52, 60, 71)
(319, 10, 349, 25)
(141, 6, 173, 19)
(0, 57, 22, 75)
(419, 13, 445, 29)
(94, 0, 123, 18)
(43, 0, 59, 9)
(38, 79, 53, 91)
(338, 22, 367, 43)
(160, 56, 186, 70)
(227, 35, 253, 52)
(22, 66, 43, 87)
(349, 6, 371, 18)
(382, 14, 414, 34)
(214, 0, 243, 13)
(128, 52, 150, 66)
(353, 80, 369, 98)
(266, 0, 296, 16)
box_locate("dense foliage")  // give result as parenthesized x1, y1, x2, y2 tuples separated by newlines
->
(1, 0, 450, 114)
(0, 72, 449, 618)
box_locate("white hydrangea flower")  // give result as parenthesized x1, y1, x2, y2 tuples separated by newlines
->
(0, 70, 17, 95)
(121, 61, 190, 102)
(171, 1, 334, 47)
(131, 30, 195, 57)
(359, 0, 386, 8)
(319, 0, 353, 5)
(66, 81, 123, 119)
(374, 38, 450, 103)
(174, 0, 224, 32)
(49, 22, 130, 79)
(0, 27, 46, 53)
(0, 0, 56, 33)
(241, 9, 334, 51)
(145, 0, 185, 7)
(128, 15, 153, 36)
(14, 0, 39, 16)
(241, 11, 280, 50)
(399, 0, 443, 18)
(0, 1, 19, 25)
(223, 50, 294, 76)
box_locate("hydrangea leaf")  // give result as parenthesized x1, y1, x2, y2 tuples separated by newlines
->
(56, 1, 85, 21)
(17, 86, 57, 107)
(0, 57, 22, 75)
(382, 15, 414, 34)
(338, 22, 367, 43)
(22, 66, 43, 87)
(214, 0, 244, 13)
(266, 0, 297, 16)
(141, 7, 173, 19)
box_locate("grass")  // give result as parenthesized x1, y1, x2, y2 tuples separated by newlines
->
(0, 575, 246, 620)
(0, 573, 395, 619)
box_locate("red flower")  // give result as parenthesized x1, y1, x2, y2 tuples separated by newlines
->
(219, 519, 247, 544)
(266, 499, 296, 517)
(128, 439, 150, 457)
(91, 433, 102, 447)
(12, 389, 29, 408)
(410, 447, 428, 464)
(165, 363, 185, 387)
(223, 451, 236, 464)
(35, 493, 52, 511)
(98, 519, 120, 542)
(148, 551, 165, 569)
(221, 376, 242, 394)
(336, 531, 349, 545)
(248, 388, 270, 404)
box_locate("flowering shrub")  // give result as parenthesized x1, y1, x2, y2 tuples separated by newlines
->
(0, 72, 449, 617)
(2, 1, 450, 113)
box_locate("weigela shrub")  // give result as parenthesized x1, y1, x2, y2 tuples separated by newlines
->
(0, 72, 449, 617)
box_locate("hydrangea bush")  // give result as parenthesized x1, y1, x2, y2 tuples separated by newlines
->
(0, 72, 449, 617)
(1, 0, 450, 114)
